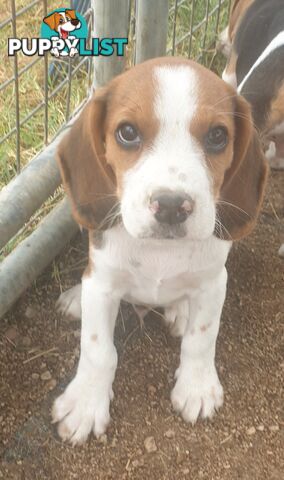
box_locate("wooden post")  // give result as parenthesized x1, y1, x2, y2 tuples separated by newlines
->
(92, 0, 130, 88)
(135, 0, 169, 64)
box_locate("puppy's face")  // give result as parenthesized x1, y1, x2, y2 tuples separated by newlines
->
(58, 58, 267, 241)
(43, 10, 81, 38)
(106, 62, 235, 240)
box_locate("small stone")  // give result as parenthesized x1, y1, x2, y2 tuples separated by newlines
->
(132, 458, 144, 468)
(144, 436, 157, 453)
(98, 434, 107, 445)
(22, 336, 31, 347)
(269, 425, 279, 432)
(182, 468, 190, 475)
(31, 373, 39, 380)
(25, 306, 37, 319)
(148, 385, 156, 395)
(111, 437, 118, 447)
(256, 425, 264, 432)
(164, 429, 175, 439)
(5, 327, 19, 342)
(48, 379, 57, 390)
(176, 447, 186, 465)
(40, 371, 52, 381)
(278, 244, 284, 258)
(246, 426, 256, 435)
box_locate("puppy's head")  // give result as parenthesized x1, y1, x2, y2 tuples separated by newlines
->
(43, 10, 80, 37)
(57, 57, 268, 241)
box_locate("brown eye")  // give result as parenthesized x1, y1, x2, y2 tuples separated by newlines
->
(205, 126, 228, 153)
(116, 124, 141, 149)
(59, 18, 64, 23)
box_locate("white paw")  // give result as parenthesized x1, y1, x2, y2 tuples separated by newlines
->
(164, 300, 189, 337)
(171, 368, 223, 424)
(56, 284, 82, 319)
(52, 375, 113, 445)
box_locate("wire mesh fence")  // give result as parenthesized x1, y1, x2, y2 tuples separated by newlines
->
(0, 0, 93, 186)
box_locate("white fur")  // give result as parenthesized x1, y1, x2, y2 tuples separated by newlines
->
(120, 66, 216, 240)
(53, 65, 232, 444)
(54, 225, 231, 443)
(222, 69, 237, 89)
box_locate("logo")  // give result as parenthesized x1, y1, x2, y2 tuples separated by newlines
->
(8, 8, 128, 57)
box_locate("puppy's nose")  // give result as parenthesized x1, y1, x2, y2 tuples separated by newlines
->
(149, 190, 194, 225)
(71, 19, 79, 26)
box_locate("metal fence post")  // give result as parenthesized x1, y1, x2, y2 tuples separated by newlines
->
(135, 0, 169, 64)
(92, 0, 130, 88)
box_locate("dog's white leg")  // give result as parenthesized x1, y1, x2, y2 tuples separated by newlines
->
(56, 283, 82, 319)
(52, 272, 120, 445)
(164, 299, 189, 337)
(171, 267, 227, 423)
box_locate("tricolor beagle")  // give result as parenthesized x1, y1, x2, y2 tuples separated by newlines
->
(52, 57, 268, 445)
(222, 0, 284, 170)
(43, 9, 81, 57)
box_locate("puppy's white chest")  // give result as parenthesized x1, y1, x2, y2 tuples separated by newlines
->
(93, 226, 231, 306)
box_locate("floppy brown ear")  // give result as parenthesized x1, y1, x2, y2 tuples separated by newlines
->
(216, 94, 268, 240)
(65, 9, 76, 19)
(57, 89, 117, 230)
(43, 13, 58, 31)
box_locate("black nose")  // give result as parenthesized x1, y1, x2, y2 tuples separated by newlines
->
(149, 191, 194, 225)
(71, 19, 79, 26)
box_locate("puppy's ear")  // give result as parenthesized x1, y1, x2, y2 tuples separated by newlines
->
(43, 12, 58, 31)
(57, 88, 117, 230)
(216, 94, 268, 240)
(65, 9, 76, 19)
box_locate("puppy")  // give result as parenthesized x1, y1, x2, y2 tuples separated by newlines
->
(52, 57, 267, 445)
(43, 9, 81, 57)
(222, 0, 284, 170)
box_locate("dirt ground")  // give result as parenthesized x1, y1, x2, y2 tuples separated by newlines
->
(0, 171, 283, 480)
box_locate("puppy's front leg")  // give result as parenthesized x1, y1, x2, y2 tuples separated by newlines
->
(171, 267, 227, 424)
(52, 272, 120, 445)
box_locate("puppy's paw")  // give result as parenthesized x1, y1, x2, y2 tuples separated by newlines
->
(56, 284, 82, 319)
(164, 300, 189, 337)
(52, 376, 112, 445)
(171, 368, 223, 424)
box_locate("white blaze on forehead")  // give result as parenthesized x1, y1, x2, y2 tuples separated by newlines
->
(154, 66, 198, 131)
(120, 64, 216, 240)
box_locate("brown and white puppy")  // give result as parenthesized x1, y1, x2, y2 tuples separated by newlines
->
(52, 57, 267, 445)
(222, 0, 284, 170)
(43, 9, 81, 57)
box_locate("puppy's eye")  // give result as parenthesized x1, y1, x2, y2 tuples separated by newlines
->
(205, 126, 228, 153)
(59, 18, 64, 23)
(116, 124, 141, 149)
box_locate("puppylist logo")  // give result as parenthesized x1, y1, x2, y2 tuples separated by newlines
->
(8, 8, 128, 58)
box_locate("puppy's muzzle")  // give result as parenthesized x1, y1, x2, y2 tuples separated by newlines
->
(149, 190, 194, 225)
(71, 19, 80, 26)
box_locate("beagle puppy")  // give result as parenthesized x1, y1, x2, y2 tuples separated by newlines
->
(43, 9, 81, 57)
(52, 57, 267, 445)
(222, 0, 284, 170)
